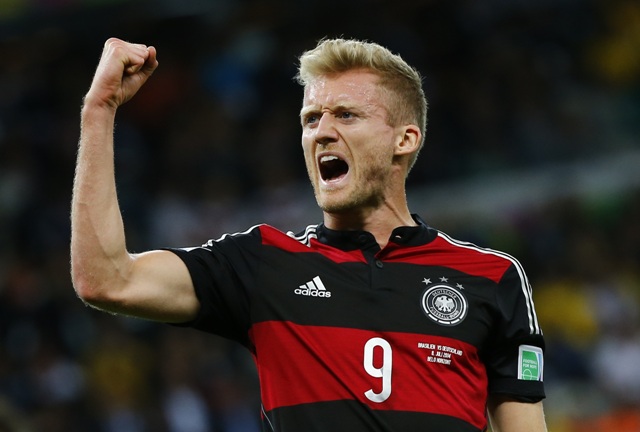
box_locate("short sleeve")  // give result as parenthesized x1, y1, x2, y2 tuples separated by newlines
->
(484, 264, 546, 402)
(165, 227, 263, 347)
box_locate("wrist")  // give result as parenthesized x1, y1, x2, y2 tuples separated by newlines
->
(82, 92, 119, 115)
(80, 96, 117, 134)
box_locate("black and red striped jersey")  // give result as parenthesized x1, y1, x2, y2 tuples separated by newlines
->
(169, 215, 545, 432)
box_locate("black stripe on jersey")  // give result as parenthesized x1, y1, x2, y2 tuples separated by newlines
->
(264, 400, 482, 432)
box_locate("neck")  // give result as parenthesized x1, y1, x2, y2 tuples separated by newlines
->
(323, 202, 416, 249)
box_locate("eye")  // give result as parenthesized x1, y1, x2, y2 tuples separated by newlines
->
(303, 113, 320, 126)
(338, 111, 354, 119)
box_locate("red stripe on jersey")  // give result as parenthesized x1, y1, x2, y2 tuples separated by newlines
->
(250, 320, 488, 430)
(259, 225, 367, 263)
(384, 235, 511, 284)
(259, 225, 510, 283)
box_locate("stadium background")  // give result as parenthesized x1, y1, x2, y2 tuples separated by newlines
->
(1, 0, 639, 430)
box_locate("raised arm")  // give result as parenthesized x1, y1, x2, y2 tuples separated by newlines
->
(71, 38, 199, 323)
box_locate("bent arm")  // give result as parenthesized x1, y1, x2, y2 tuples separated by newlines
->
(487, 396, 547, 432)
(71, 39, 198, 323)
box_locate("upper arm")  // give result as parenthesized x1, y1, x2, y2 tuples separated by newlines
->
(487, 396, 547, 432)
(76, 249, 199, 323)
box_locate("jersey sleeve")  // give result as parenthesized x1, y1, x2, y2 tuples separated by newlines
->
(165, 227, 263, 348)
(485, 263, 546, 402)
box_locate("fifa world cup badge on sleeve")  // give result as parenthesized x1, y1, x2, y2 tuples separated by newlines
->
(518, 345, 544, 381)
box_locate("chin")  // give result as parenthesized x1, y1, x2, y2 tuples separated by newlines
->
(316, 193, 354, 214)
(316, 190, 373, 214)
(319, 202, 354, 214)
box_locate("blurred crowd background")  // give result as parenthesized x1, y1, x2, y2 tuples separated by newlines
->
(1, 0, 639, 431)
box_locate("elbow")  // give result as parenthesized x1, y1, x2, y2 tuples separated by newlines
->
(71, 267, 103, 306)
(72, 274, 97, 304)
(71, 261, 119, 310)
(70, 239, 135, 312)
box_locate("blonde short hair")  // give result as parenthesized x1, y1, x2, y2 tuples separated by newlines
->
(296, 38, 427, 170)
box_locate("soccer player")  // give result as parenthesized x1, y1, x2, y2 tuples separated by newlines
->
(71, 37, 547, 431)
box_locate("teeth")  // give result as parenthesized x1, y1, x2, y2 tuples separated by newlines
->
(320, 155, 339, 163)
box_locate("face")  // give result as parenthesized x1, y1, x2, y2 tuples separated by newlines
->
(300, 70, 404, 214)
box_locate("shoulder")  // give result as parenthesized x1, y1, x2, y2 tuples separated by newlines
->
(199, 223, 321, 251)
(203, 224, 265, 246)
(425, 230, 527, 285)
(286, 224, 320, 246)
(434, 231, 543, 336)
(434, 230, 518, 263)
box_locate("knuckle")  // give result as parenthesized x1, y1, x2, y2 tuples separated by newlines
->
(104, 37, 120, 47)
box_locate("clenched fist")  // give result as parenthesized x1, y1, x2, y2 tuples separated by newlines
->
(84, 38, 159, 111)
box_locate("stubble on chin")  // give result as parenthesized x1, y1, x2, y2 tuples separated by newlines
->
(315, 186, 383, 214)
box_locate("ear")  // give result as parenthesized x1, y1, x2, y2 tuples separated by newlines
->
(394, 124, 422, 157)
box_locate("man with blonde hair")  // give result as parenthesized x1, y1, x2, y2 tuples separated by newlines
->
(72, 37, 547, 431)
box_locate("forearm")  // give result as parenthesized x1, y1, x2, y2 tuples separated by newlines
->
(71, 102, 131, 303)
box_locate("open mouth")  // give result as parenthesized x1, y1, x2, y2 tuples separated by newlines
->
(319, 155, 349, 182)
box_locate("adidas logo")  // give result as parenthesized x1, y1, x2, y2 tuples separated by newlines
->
(295, 276, 332, 298)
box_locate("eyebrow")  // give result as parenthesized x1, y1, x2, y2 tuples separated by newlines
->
(299, 106, 317, 119)
(299, 103, 360, 118)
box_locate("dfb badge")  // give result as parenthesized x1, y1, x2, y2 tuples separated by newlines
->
(420, 284, 468, 326)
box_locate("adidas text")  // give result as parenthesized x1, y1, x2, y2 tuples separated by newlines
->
(294, 288, 332, 298)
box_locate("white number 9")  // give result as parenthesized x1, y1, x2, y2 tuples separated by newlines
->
(363, 337, 392, 403)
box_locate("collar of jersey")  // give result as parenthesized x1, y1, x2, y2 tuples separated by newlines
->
(315, 214, 437, 251)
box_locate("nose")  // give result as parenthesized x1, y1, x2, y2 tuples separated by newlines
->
(315, 112, 339, 146)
